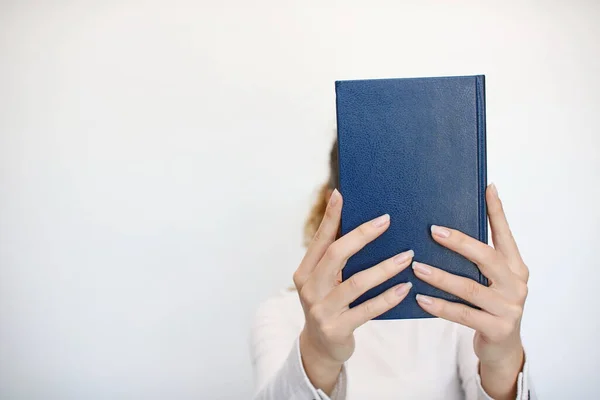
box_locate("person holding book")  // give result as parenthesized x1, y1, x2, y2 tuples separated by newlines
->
(250, 140, 535, 400)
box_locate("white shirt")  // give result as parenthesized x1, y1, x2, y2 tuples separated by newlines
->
(250, 289, 534, 400)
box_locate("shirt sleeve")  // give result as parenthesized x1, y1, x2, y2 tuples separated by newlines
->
(457, 324, 537, 400)
(250, 293, 347, 400)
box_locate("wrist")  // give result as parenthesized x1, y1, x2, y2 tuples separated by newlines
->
(299, 329, 343, 395)
(479, 343, 524, 400)
(480, 341, 524, 372)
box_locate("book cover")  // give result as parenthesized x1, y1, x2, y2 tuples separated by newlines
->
(336, 75, 487, 319)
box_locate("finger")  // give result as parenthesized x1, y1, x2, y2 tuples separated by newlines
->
(486, 183, 524, 265)
(430, 224, 509, 283)
(294, 189, 342, 288)
(416, 294, 499, 335)
(412, 261, 506, 316)
(314, 213, 391, 283)
(339, 282, 412, 331)
(325, 250, 414, 312)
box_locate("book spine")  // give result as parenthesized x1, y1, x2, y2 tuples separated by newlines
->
(475, 75, 489, 287)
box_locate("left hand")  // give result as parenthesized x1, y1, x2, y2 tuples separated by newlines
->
(412, 183, 528, 397)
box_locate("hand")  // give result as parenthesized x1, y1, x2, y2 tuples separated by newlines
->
(412, 183, 528, 400)
(293, 189, 414, 395)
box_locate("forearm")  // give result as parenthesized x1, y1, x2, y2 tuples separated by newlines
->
(479, 346, 525, 400)
(299, 330, 343, 396)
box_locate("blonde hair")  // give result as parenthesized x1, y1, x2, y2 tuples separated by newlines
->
(303, 183, 331, 246)
(303, 139, 338, 246)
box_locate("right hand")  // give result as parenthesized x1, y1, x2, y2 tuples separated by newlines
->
(293, 189, 414, 393)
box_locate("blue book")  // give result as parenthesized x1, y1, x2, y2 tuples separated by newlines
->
(336, 75, 488, 319)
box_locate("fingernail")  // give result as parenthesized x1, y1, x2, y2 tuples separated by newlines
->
(396, 282, 412, 296)
(393, 250, 414, 264)
(416, 294, 434, 305)
(489, 183, 499, 199)
(329, 189, 340, 206)
(412, 261, 432, 275)
(431, 225, 450, 238)
(372, 214, 390, 227)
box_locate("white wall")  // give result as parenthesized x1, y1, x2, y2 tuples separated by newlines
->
(0, 1, 598, 398)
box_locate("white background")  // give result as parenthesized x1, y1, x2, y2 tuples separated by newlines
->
(1, 1, 598, 399)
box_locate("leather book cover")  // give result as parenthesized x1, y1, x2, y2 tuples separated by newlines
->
(336, 75, 488, 319)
